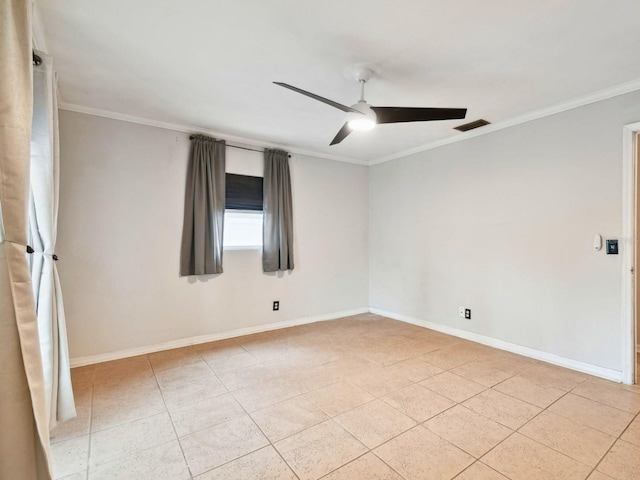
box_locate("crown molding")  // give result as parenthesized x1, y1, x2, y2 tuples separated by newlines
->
(58, 103, 368, 166)
(60, 76, 640, 168)
(369, 77, 640, 166)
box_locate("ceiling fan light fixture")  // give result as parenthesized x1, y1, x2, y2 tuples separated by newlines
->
(348, 116, 376, 131)
(347, 101, 377, 131)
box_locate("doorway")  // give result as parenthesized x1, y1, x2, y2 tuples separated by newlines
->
(636, 132, 640, 384)
(623, 123, 640, 385)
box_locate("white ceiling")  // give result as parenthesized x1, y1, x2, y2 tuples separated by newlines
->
(37, 0, 640, 164)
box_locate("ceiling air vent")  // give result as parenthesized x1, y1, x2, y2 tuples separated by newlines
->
(454, 119, 491, 132)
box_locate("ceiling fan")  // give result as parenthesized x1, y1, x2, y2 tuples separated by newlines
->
(274, 65, 467, 145)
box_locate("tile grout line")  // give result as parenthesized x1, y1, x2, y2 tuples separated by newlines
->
(213, 339, 546, 477)
(375, 332, 567, 477)
(491, 375, 595, 459)
(316, 450, 374, 479)
(186, 345, 244, 479)
(224, 368, 409, 478)
(237, 396, 298, 478)
(85, 363, 180, 476)
(510, 387, 588, 460)
(315, 417, 373, 479)
(413, 376, 523, 477)
(211, 388, 301, 479)
(451, 459, 510, 480)
(243, 335, 628, 476)
(489, 374, 637, 478)
(148, 354, 195, 480)
(440, 380, 581, 478)
(196, 344, 302, 480)
(390, 358, 636, 479)
(588, 408, 640, 478)
(60, 317, 640, 480)
(85, 369, 95, 480)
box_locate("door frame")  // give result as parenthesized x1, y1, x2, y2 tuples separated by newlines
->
(622, 121, 640, 384)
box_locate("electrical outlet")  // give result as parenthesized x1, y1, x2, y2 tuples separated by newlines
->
(459, 306, 465, 318)
(465, 309, 471, 320)
(273, 301, 279, 311)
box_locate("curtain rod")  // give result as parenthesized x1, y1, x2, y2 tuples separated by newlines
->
(189, 135, 291, 158)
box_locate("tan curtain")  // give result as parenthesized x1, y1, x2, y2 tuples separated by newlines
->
(0, 0, 52, 478)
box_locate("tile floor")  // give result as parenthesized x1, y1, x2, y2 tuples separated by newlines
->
(50, 314, 640, 480)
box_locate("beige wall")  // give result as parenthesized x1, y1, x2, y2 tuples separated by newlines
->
(57, 111, 369, 359)
(58, 91, 640, 369)
(370, 91, 640, 372)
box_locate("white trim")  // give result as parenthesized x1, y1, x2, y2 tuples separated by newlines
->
(58, 79, 640, 168)
(369, 78, 640, 166)
(31, 1, 49, 52)
(623, 123, 640, 384)
(370, 308, 623, 383)
(70, 307, 368, 367)
(58, 103, 368, 166)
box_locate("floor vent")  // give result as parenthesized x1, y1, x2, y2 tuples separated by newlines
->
(454, 119, 491, 132)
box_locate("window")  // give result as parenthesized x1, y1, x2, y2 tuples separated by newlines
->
(223, 211, 263, 248)
(224, 173, 263, 248)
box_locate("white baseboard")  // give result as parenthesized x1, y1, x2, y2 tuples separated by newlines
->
(71, 306, 627, 383)
(370, 308, 623, 383)
(70, 307, 369, 368)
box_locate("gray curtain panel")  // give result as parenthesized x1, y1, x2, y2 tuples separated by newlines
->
(263, 149, 294, 272)
(180, 135, 225, 276)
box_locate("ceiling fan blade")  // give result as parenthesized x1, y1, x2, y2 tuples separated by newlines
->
(330, 123, 352, 145)
(274, 82, 362, 114)
(371, 107, 467, 124)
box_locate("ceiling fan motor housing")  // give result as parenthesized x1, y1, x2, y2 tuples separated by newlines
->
(348, 101, 377, 130)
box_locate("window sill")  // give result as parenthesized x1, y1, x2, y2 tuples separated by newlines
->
(223, 245, 262, 251)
